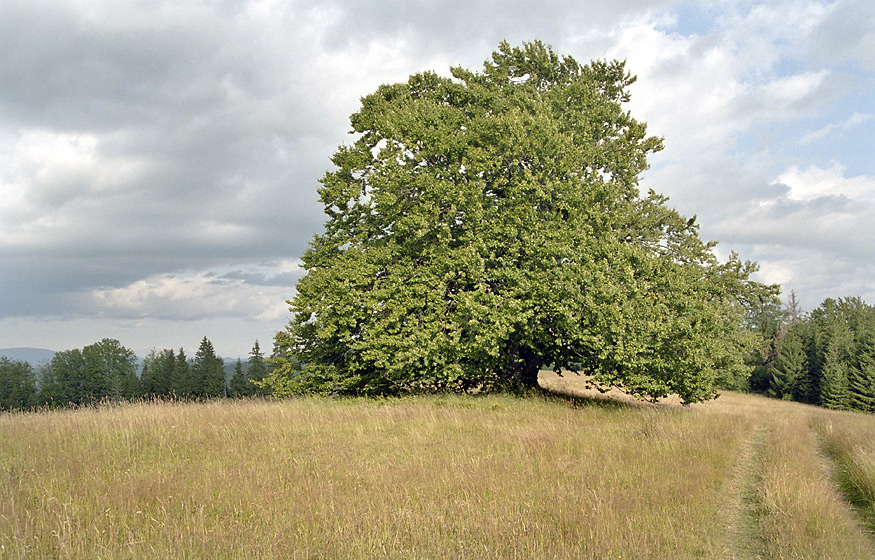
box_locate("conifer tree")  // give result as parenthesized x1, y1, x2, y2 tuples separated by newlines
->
(120, 368, 141, 401)
(247, 341, 267, 396)
(768, 326, 806, 400)
(172, 348, 191, 398)
(229, 358, 249, 398)
(820, 326, 853, 410)
(849, 330, 875, 412)
(193, 337, 225, 399)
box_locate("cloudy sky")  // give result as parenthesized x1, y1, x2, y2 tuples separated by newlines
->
(1, 0, 873, 359)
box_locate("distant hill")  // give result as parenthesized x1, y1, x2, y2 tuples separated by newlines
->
(0, 347, 56, 365)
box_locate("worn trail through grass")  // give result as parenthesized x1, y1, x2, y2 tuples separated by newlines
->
(544, 373, 875, 559)
(720, 426, 769, 560)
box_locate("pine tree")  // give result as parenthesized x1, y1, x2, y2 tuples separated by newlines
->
(193, 337, 225, 399)
(247, 341, 267, 396)
(171, 348, 191, 398)
(157, 348, 175, 397)
(849, 330, 875, 412)
(139, 358, 154, 396)
(768, 326, 806, 400)
(120, 368, 141, 401)
(229, 358, 249, 398)
(820, 327, 853, 410)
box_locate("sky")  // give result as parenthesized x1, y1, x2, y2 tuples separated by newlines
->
(1, 0, 873, 359)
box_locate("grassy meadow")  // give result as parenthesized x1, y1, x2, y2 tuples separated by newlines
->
(2, 373, 874, 559)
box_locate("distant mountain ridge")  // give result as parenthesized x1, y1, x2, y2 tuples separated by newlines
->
(0, 347, 56, 365)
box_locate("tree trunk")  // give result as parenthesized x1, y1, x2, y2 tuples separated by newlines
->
(511, 345, 542, 391)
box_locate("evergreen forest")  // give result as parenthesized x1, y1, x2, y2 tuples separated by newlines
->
(0, 338, 269, 411)
(748, 293, 875, 413)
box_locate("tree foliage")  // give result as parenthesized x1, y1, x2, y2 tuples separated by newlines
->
(193, 337, 225, 399)
(82, 338, 138, 400)
(752, 295, 875, 413)
(229, 358, 248, 398)
(277, 41, 777, 402)
(141, 348, 176, 398)
(36, 339, 137, 406)
(768, 324, 807, 400)
(247, 340, 268, 396)
(0, 358, 37, 411)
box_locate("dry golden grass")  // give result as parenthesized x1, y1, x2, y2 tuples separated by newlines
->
(1, 374, 874, 559)
(814, 411, 875, 533)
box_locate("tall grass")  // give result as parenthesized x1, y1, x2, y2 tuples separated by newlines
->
(753, 409, 873, 559)
(814, 412, 875, 532)
(1, 386, 874, 559)
(3, 394, 747, 559)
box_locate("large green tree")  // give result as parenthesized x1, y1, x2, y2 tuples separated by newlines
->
(267, 41, 776, 403)
(229, 358, 249, 398)
(849, 330, 875, 412)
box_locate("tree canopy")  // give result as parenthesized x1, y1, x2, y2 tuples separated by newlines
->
(266, 40, 778, 403)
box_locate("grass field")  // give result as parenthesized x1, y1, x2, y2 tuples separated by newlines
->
(2, 373, 874, 559)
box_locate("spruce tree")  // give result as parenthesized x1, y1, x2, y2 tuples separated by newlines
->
(247, 341, 267, 396)
(768, 326, 806, 400)
(171, 348, 191, 398)
(193, 337, 225, 399)
(820, 327, 853, 410)
(229, 358, 249, 397)
(849, 330, 875, 412)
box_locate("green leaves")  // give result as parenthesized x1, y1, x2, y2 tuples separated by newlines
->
(269, 41, 776, 402)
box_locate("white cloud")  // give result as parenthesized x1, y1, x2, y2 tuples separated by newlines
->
(89, 261, 301, 322)
(774, 162, 875, 201)
(612, 4, 839, 175)
(760, 69, 830, 107)
(799, 111, 874, 144)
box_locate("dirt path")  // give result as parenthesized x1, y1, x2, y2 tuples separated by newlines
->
(720, 426, 768, 560)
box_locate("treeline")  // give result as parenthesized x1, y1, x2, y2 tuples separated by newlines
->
(0, 337, 270, 411)
(749, 294, 875, 413)
(5, 295, 875, 413)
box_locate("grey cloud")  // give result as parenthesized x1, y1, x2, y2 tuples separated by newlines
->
(808, 0, 875, 70)
(1, 0, 874, 356)
(218, 269, 304, 287)
(713, 195, 875, 263)
(315, 0, 673, 60)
